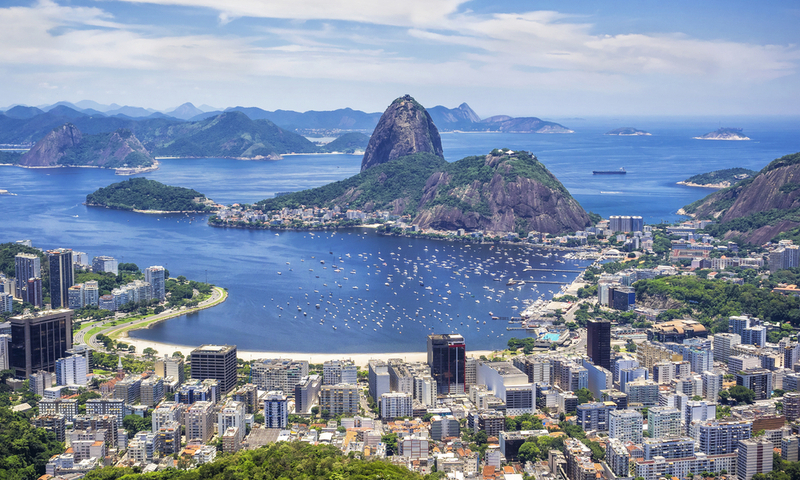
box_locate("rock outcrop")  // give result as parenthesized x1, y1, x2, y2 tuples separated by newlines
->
(413, 150, 589, 233)
(360, 95, 444, 171)
(693, 127, 750, 140)
(19, 123, 154, 168)
(682, 152, 800, 243)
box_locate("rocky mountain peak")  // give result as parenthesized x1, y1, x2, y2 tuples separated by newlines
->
(360, 95, 444, 172)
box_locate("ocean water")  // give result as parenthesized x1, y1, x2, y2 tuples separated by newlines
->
(1, 116, 799, 353)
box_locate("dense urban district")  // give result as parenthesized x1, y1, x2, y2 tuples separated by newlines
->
(4, 208, 800, 480)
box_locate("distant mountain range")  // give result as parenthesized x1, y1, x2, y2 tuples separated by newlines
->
(0, 99, 573, 166)
(1, 100, 572, 136)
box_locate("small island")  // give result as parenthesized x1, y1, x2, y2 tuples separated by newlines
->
(605, 127, 651, 136)
(86, 177, 219, 213)
(677, 167, 757, 189)
(693, 127, 750, 140)
(318, 132, 370, 154)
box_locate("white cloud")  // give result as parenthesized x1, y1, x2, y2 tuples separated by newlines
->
(113, 0, 467, 28)
(0, 0, 798, 114)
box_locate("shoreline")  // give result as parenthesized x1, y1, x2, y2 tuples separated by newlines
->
(85, 203, 215, 215)
(676, 180, 730, 189)
(122, 336, 497, 367)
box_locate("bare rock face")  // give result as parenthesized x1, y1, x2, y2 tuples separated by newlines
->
(413, 150, 590, 234)
(360, 95, 444, 171)
(19, 123, 153, 168)
(20, 123, 83, 166)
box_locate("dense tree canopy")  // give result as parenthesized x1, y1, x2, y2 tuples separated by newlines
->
(86, 178, 214, 212)
(84, 442, 428, 480)
(0, 407, 64, 479)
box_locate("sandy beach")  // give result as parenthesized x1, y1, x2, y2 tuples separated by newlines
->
(123, 336, 497, 367)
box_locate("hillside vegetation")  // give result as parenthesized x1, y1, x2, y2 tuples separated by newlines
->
(86, 178, 215, 212)
(83, 442, 425, 480)
(681, 152, 800, 244)
(257, 152, 447, 215)
(681, 168, 756, 186)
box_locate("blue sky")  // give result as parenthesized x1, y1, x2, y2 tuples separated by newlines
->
(1, 0, 798, 117)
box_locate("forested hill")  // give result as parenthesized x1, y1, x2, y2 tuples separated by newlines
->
(86, 178, 216, 212)
(256, 149, 590, 235)
(682, 151, 800, 244)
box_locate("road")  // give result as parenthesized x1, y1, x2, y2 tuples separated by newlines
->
(86, 286, 226, 352)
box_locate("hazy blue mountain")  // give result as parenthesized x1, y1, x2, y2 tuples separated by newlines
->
(104, 106, 156, 118)
(166, 102, 205, 120)
(3, 105, 45, 119)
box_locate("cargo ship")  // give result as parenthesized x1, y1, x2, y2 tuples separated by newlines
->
(593, 167, 626, 174)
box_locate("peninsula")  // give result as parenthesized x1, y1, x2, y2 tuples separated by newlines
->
(605, 127, 651, 136)
(86, 177, 219, 213)
(677, 167, 757, 189)
(210, 95, 589, 235)
(693, 127, 750, 140)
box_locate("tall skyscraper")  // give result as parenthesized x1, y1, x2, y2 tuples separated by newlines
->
(25, 278, 43, 308)
(190, 345, 237, 394)
(587, 319, 611, 370)
(264, 391, 289, 428)
(145, 266, 166, 301)
(427, 334, 466, 394)
(737, 438, 773, 480)
(47, 249, 74, 309)
(9, 309, 72, 377)
(14, 253, 40, 299)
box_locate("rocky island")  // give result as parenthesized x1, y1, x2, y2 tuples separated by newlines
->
(677, 167, 757, 189)
(211, 95, 590, 236)
(605, 127, 651, 136)
(693, 127, 750, 140)
(86, 177, 219, 213)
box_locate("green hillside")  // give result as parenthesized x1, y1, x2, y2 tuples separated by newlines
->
(86, 177, 215, 212)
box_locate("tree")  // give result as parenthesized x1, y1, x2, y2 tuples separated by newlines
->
(474, 430, 488, 446)
(576, 388, 594, 405)
(518, 441, 541, 464)
(382, 433, 398, 456)
(123, 414, 151, 438)
(728, 385, 756, 405)
(142, 347, 157, 356)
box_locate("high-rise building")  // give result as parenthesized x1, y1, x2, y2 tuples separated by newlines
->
(141, 376, 165, 406)
(263, 392, 289, 428)
(784, 392, 800, 421)
(155, 355, 185, 385)
(319, 384, 359, 415)
(218, 400, 246, 447)
(83, 281, 99, 307)
(381, 392, 413, 419)
(68, 284, 85, 309)
(14, 253, 40, 300)
(250, 358, 308, 394)
(368, 360, 391, 402)
(323, 359, 358, 385)
(692, 419, 753, 455)
(587, 319, 611, 370)
(576, 401, 617, 432)
(190, 344, 237, 394)
(47, 249, 74, 309)
(0, 333, 9, 371)
(427, 333, 466, 394)
(736, 368, 772, 400)
(713, 333, 742, 364)
(294, 375, 321, 414)
(185, 401, 215, 443)
(145, 266, 166, 301)
(92, 256, 118, 275)
(702, 371, 723, 401)
(30, 370, 54, 396)
(647, 406, 682, 438)
(609, 409, 643, 444)
(9, 309, 72, 377)
(152, 401, 186, 432)
(0, 293, 11, 313)
(737, 438, 773, 480)
(55, 354, 88, 386)
(25, 278, 43, 308)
